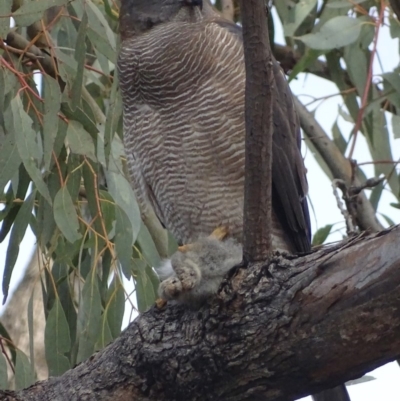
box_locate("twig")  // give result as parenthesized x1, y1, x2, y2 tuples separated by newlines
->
(332, 179, 357, 236)
(348, 0, 385, 159)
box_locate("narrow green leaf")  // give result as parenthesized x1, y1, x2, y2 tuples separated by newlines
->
(105, 278, 124, 339)
(42, 75, 62, 171)
(28, 291, 35, 373)
(3, 192, 35, 303)
(392, 114, 400, 139)
(332, 120, 347, 155)
(0, 322, 16, 364)
(312, 224, 333, 246)
(71, 12, 88, 111)
(82, 161, 105, 251)
(115, 206, 133, 278)
(53, 186, 82, 244)
(96, 319, 113, 350)
(61, 103, 98, 137)
(86, 0, 116, 62)
(76, 271, 102, 363)
(366, 102, 399, 197)
(369, 183, 383, 212)
(13, 0, 68, 27)
(380, 213, 395, 226)
(0, 131, 22, 194)
(11, 95, 51, 204)
(0, 0, 12, 39)
(132, 260, 157, 312)
(284, 0, 317, 37)
(106, 172, 141, 244)
(45, 298, 71, 376)
(104, 73, 122, 166)
(98, 190, 115, 237)
(66, 154, 83, 201)
(66, 120, 97, 161)
(0, 352, 7, 389)
(298, 16, 362, 50)
(14, 350, 35, 390)
(136, 223, 161, 268)
(288, 48, 324, 82)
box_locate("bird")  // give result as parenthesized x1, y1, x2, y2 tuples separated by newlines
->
(118, 4, 349, 400)
(117, 0, 311, 256)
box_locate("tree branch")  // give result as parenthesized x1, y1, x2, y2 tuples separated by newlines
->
(294, 96, 384, 232)
(3, 226, 400, 401)
(240, 0, 274, 261)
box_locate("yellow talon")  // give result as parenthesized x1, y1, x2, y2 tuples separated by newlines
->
(209, 226, 229, 241)
(178, 226, 229, 253)
(178, 244, 194, 253)
(156, 298, 168, 308)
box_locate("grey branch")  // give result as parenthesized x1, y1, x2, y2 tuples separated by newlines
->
(4, 226, 400, 401)
(294, 97, 384, 232)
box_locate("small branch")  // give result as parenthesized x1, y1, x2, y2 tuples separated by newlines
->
(294, 96, 384, 232)
(332, 179, 357, 236)
(5, 31, 56, 77)
(240, 0, 274, 261)
(348, 1, 385, 159)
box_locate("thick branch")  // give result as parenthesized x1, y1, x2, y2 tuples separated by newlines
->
(5, 226, 400, 401)
(294, 97, 384, 232)
(240, 1, 274, 261)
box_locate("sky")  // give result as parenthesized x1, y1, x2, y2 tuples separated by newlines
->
(1, 3, 400, 400)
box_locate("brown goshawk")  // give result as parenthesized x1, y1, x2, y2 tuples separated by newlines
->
(118, 0, 311, 254)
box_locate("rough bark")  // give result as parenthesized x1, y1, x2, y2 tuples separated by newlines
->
(240, 0, 274, 261)
(2, 225, 400, 401)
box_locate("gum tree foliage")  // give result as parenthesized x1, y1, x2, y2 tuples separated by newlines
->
(0, 0, 399, 391)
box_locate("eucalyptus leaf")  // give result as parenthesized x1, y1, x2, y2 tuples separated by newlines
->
(106, 171, 141, 244)
(0, 132, 22, 194)
(392, 114, 400, 139)
(14, 350, 35, 390)
(298, 16, 362, 50)
(11, 96, 51, 204)
(76, 271, 102, 363)
(71, 12, 88, 111)
(133, 261, 157, 312)
(105, 278, 125, 339)
(13, 0, 69, 27)
(284, 0, 317, 37)
(45, 298, 71, 376)
(53, 186, 82, 244)
(2, 192, 35, 303)
(312, 224, 333, 245)
(115, 206, 133, 278)
(66, 120, 97, 161)
(42, 75, 62, 171)
(0, 0, 12, 39)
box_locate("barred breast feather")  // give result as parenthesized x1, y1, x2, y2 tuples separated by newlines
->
(118, 16, 311, 253)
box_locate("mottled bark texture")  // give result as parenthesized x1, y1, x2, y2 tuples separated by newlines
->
(2, 225, 400, 401)
(240, 0, 274, 261)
